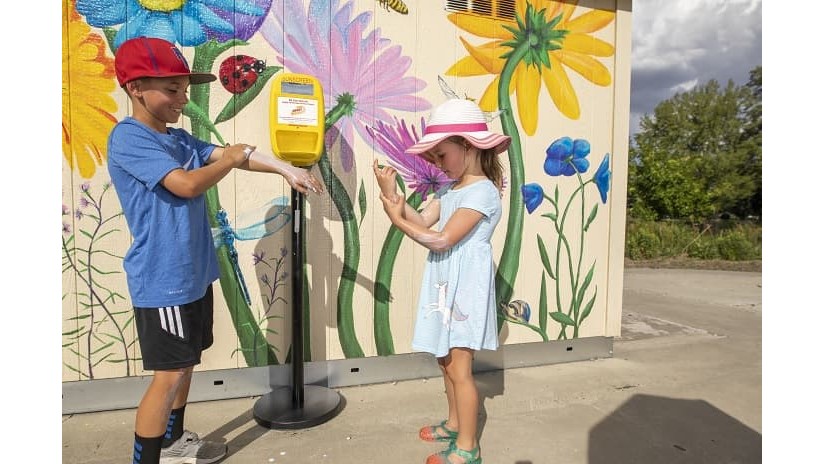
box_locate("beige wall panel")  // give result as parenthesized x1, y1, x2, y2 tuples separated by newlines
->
(63, 0, 630, 388)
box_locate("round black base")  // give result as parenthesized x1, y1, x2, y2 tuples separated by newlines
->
(252, 385, 344, 429)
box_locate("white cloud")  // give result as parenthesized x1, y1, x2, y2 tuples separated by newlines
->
(629, 0, 762, 135)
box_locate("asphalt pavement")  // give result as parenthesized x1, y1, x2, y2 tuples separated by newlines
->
(62, 268, 762, 463)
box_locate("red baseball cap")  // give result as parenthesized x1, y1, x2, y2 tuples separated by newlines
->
(114, 37, 216, 86)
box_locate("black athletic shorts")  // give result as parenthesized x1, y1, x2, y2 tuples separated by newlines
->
(134, 285, 214, 371)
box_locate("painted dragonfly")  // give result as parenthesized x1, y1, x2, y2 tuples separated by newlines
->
(212, 197, 292, 305)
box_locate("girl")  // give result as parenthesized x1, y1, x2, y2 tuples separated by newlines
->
(372, 98, 511, 464)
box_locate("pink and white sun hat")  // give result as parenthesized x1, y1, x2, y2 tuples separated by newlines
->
(405, 99, 511, 156)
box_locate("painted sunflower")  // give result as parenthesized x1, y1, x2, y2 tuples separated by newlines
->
(63, 0, 118, 179)
(445, 0, 615, 134)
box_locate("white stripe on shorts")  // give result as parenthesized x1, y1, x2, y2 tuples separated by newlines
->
(158, 306, 184, 338)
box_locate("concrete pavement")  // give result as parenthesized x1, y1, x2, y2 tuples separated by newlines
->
(62, 268, 762, 463)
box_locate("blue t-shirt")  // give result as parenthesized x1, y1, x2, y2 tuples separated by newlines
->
(107, 117, 220, 307)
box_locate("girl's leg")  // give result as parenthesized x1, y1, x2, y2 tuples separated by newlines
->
(438, 355, 459, 432)
(443, 347, 479, 455)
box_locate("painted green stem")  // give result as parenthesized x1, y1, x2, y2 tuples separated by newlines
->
(373, 191, 423, 355)
(495, 42, 530, 331)
(191, 42, 278, 366)
(317, 101, 364, 358)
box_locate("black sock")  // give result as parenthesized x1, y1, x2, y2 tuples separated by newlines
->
(133, 433, 164, 464)
(161, 405, 186, 448)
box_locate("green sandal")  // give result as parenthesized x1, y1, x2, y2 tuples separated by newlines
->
(425, 443, 482, 464)
(419, 420, 458, 443)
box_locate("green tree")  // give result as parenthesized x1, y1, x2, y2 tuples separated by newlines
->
(628, 67, 762, 221)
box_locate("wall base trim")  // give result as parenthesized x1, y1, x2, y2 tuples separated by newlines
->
(62, 337, 613, 414)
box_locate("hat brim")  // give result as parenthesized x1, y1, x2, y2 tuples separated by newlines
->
(125, 72, 217, 85)
(405, 131, 511, 156)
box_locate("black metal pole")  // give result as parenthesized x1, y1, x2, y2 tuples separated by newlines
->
(291, 189, 304, 408)
(252, 171, 343, 429)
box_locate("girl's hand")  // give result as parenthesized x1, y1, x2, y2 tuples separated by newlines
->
(372, 158, 398, 199)
(379, 192, 404, 220)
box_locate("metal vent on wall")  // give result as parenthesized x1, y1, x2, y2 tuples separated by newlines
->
(445, 0, 516, 21)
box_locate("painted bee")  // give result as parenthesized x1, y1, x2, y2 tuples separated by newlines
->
(378, 0, 408, 15)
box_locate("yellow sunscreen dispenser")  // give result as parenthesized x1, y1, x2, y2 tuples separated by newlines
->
(269, 73, 325, 166)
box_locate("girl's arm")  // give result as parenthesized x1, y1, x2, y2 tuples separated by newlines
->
(209, 145, 324, 195)
(379, 193, 483, 253)
(372, 158, 440, 227)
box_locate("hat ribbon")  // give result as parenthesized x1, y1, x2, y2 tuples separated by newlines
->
(424, 122, 488, 135)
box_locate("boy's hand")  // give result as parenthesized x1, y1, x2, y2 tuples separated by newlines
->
(280, 164, 324, 195)
(372, 158, 399, 199)
(224, 143, 255, 167)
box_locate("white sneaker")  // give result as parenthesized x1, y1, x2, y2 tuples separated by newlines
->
(159, 430, 227, 464)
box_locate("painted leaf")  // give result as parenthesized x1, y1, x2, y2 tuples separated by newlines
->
(580, 289, 597, 323)
(550, 311, 576, 326)
(358, 180, 367, 226)
(584, 204, 598, 231)
(184, 101, 224, 145)
(576, 262, 596, 309)
(539, 272, 548, 334)
(537, 234, 556, 280)
(214, 65, 282, 124)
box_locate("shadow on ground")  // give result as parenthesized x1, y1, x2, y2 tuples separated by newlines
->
(588, 394, 761, 463)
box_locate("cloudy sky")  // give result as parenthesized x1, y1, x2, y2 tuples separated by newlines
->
(629, 0, 762, 135)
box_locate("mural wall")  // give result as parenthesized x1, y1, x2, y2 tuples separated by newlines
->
(62, 0, 632, 382)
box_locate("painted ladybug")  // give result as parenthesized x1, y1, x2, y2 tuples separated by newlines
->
(218, 55, 266, 94)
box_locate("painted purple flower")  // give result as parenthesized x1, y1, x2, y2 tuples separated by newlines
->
(62, 204, 70, 216)
(544, 137, 591, 177)
(366, 117, 451, 201)
(79, 197, 90, 208)
(81, 182, 91, 192)
(63, 223, 72, 234)
(260, 0, 430, 171)
(253, 250, 266, 265)
(75, 210, 84, 220)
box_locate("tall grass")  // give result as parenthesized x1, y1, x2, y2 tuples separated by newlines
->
(625, 219, 761, 261)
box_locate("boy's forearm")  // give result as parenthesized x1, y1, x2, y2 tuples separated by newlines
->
(168, 155, 236, 198)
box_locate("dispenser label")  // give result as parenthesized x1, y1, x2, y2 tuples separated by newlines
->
(277, 97, 318, 126)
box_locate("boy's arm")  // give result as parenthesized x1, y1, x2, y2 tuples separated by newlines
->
(379, 193, 482, 253)
(161, 144, 247, 198)
(209, 145, 324, 195)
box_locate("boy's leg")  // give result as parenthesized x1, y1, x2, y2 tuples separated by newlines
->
(133, 369, 189, 463)
(133, 286, 225, 463)
(443, 348, 479, 453)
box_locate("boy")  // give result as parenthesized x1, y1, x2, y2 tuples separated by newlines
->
(108, 36, 324, 464)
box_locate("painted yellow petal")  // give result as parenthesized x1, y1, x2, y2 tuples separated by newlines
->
(479, 76, 501, 112)
(544, 54, 580, 119)
(555, 50, 612, 86)
(515, 63, 541, 136)
(445, 55, 491, 77)
(530, 0, 561, 20)
(448, 12, 514, 40)
(563, 33, 615, 57)
(458, 36, 507, 74)
(565, 10, 615, 33)
(560, 1, 578, 25)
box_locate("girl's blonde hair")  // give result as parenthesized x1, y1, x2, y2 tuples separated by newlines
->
(446, 136, 505, 190)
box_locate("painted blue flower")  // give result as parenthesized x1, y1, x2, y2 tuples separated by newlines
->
(594, 154, 611, 204)
(544, 137, 591, 177)
(521, 183, 544, 214)
(76, 0, 267, 48)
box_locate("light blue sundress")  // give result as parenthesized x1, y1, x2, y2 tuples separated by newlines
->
(411, 179, 501, 358)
